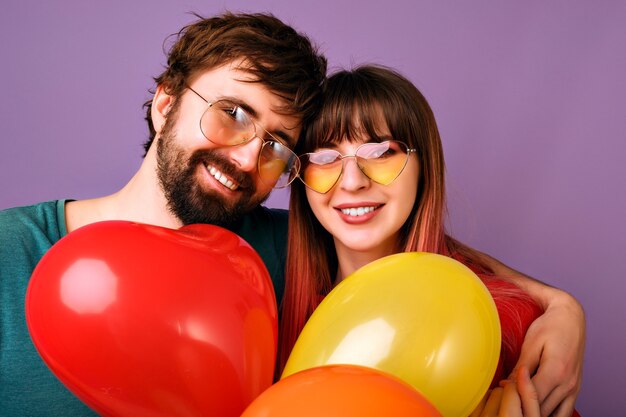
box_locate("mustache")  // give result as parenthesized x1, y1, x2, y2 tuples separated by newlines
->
(188, 149, 255, 191)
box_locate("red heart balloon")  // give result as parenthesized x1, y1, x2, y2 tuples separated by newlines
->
(26, 221, 278, 417)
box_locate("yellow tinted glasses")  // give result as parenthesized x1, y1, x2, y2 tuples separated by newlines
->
(299, 140, 416, 194)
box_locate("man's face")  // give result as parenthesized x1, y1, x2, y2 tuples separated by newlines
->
(155, 63, 302, 226)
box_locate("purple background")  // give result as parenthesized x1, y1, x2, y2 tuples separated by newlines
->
(2, 1, 624, 415)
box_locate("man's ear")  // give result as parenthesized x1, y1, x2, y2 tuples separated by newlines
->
(151, 84, 174, 135)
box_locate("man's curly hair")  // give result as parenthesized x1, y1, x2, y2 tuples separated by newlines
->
(143, 12, 327, 153)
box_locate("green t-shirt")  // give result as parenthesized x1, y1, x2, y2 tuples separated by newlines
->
(0, 200, 288, 416)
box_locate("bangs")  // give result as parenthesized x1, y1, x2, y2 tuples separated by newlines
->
(300, 69, 401, 153)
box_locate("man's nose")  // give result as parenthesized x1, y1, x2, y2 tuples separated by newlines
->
(228, 137, 263, 173)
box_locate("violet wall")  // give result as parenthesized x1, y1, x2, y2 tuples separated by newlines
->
(2, 1, 625, 415)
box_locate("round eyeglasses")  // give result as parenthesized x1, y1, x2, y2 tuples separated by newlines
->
(187, 86, 300, 189)
(298, 140, 417, 194)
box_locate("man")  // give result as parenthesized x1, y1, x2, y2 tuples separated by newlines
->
(0, 12, 582, 417)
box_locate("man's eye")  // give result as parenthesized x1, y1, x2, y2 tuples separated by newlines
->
(224, 106, 241, 119)
(266, 141, 285, 151)
(216, 102, 247, 123)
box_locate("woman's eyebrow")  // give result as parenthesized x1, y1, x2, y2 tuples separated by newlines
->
(367, 134, 393, 143)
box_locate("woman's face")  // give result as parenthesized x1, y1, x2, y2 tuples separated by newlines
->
(305, 125, 419, 258)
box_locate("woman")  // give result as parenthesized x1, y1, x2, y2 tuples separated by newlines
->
(279, 65, 581, 416)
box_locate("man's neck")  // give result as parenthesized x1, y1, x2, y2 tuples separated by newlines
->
(65, 150, 182, 233)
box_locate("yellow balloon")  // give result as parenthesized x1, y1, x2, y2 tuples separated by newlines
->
(282, 252, 501, 417)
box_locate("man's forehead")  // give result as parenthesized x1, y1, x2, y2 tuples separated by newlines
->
(190, 61, 304, 145)
(227, 60, 302, 112)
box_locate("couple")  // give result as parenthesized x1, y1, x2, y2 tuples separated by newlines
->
(0, 12, 583, 417)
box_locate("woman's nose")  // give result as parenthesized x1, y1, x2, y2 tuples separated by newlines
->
(339, 157, 370, 191)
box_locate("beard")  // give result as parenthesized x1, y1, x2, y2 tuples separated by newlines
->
(156, 121, 269, 227)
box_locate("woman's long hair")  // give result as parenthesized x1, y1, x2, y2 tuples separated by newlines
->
(278, 65, 540, 378)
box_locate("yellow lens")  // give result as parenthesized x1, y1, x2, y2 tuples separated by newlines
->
(360, 154, 407, 184)
(303, 163, 341, 193)
(357, 141, 409, 185)
(259, 142, 300, 188)
(210, 126, 250, 146)
(260, 159, 287, 183)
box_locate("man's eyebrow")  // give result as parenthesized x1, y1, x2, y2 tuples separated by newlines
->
(219, 96, 258, 117)
(269, 128, 297, 148)
(217, 95, 296, 147)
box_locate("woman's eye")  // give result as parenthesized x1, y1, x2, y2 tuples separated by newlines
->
(360, 146, 391, 159)
(309, 152, 339, 165)
(379, 148, 397, 158)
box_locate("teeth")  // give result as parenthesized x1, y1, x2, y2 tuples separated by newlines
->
(341, 206, 377, 217)
(207, 165, 238, 191)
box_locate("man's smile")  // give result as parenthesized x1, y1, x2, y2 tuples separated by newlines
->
(206, 163, 239, 191)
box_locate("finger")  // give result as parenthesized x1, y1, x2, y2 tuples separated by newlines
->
(538, 388, 567, 417)
(500, 381, 523, 417)
(517, 367, 541, 417)
(512, 345, 542, 377)
(510, 342, 542, 386)
(531, 365, 578, 416)
(482, 387, 504, 416)
(524, 333, 582, 407)
(531, 375, 558, 416)
(543, 395, 577, 417)
(515, 352, 555, 404)
(532, 367, 579, 417)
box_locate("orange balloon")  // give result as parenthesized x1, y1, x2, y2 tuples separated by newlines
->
(241, 365, 443, 417)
